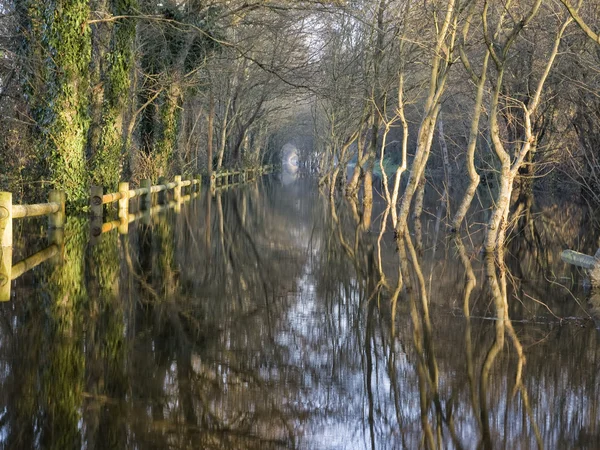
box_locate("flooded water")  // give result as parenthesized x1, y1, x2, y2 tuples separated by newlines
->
(2, 177, 600, 449)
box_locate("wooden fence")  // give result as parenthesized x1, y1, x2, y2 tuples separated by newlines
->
(89, 166, 277, 238)
(89, 165, 276, 221)
(210, 165, 275, 188)
(0, 164, 276, 301)
(0, 190, 66, 301)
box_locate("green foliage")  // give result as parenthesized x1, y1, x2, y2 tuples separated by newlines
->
(17, 0, 226, 203)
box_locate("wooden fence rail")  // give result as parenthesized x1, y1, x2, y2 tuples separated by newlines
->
(0, 190, 66, 248)
(90, 175, 202, 218)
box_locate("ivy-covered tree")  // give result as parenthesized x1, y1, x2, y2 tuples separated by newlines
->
(19, 0, 92, 204)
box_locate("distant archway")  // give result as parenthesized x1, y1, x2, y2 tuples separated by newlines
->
(281, 143, 299, 174)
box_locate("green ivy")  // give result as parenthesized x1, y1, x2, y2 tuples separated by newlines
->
(90, 0, 138, 189)
(22, 0, 91, 205)
(156, 88, 181, 175)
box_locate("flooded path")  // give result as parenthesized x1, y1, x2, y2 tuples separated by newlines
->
(1, 177, 599, 449)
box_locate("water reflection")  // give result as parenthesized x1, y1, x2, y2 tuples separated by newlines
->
(1, 179, 599, 449)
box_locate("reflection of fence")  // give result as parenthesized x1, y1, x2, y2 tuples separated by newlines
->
(0, 190, 66, 301)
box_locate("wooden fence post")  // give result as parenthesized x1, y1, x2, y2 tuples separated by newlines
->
(118, 182, 129, 214)
(118, 216, 129, 235)
(0, 192, 11, 301)
(0, 192, 12, 248)
(90, 186, 103, 218)
(140, 179, 151, 210)
(118, 182, 129, 234)
(158, 176, 167, 205)
(174, 175, 182, 203)
(89, 186, 103, 245)
(48, 190, 66, 229)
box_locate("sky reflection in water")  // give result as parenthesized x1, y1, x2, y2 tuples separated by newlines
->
(1, 177, 599, 449)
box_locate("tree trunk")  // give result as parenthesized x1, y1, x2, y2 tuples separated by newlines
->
(21, 0, 92, 204)
(207, 92, 215, 177)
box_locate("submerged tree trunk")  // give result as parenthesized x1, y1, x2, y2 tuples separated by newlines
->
(390, 73, 410, 228)
(484, 11, 571, 252)
(216, 95, 231, 171)
(396, 107, 442, 236)
(395, 1, 458, 239)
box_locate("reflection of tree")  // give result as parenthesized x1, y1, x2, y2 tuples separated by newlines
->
(1, 184, 600, 448)
(321, 194, 596, 448)
(84, 227, 128, 449)
(0, 218, 88, 449)
(117, 180, 316, 448)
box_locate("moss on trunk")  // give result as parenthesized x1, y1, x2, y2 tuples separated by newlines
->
(22, 0, 92, 205)
(155, 86, 182, 176)
(90, 0, 138, 189)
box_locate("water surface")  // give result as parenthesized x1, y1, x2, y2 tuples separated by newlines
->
(2, 177, 599, 449)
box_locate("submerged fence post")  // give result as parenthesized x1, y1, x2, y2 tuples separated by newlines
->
(140, 179, 151, 210)
(0, 192, 12, 301)
(90, 186, 103, 244)
(90, 186, 103, 218)
(48, 190, 66, 229)
(174, 175, 182, 203)
(0, 245, 10, 302)
(118, 181, 129, 235)
(158, 176, 167, 205)
(48, 225, 64, 265)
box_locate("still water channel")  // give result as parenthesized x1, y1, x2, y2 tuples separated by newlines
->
(2, 177, 599, 449)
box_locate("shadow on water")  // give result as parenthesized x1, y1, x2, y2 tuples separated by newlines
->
(0, 177, 599, 449)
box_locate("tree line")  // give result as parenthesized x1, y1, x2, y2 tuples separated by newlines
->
(0, 0, 320, 204)
(310, 0, 600, 253)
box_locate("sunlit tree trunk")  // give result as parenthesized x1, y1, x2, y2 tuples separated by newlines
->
(346, 119, 370, 198)
(207, 91, 215, 177)
(216, 94, 231, 171)
(395, 0, 458, 239)
(451, 49, 490, 231)
(483, 5, 571, 252)
(390, 73, 409, 228)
